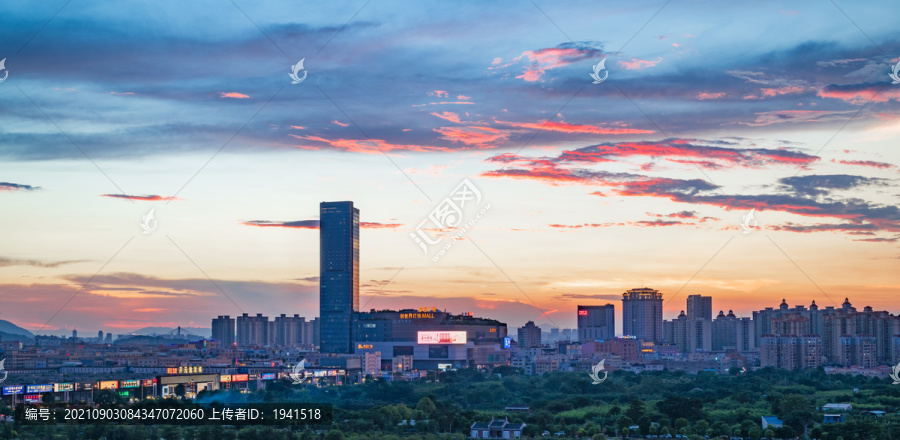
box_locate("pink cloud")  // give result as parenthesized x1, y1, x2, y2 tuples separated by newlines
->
(101, 194, 180, 201)
(517, 66, 545, 82)
(502, 46, 602, 82)
(431, 111, 462, 123)
(332, 120, 350, 127)
(619, 57, 663, 70)
(760, 86, 809, 97)
(220, 92, 249, 99)
(697, 92, 726, 100)
(495, 119, 653, 135)
(291, 134, 451, 153)
(833, 159, 895, 169)
(429, 90, 449, 98)
(817, 85, 900, 104)
(434, 126, 509, 148)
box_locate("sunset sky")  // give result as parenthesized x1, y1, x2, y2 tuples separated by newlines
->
(1, 0, 899, 337)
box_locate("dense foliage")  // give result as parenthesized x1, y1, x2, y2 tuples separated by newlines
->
(2, 367, 899, 439)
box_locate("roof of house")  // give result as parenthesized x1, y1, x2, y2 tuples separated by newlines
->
(471, 422, 490, 430)
(823, 403, 852, 409)
(505, 422, 525, 430)
(762, 416, 783, 425)
(489, 419, 507, 428)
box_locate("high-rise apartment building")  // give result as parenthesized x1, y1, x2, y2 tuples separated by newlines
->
(302, 318, 320, 347)
(760, 334, 822, 370)
(577, 304, 615, 342)
(672, 311, 711, 353)
(319, 201, 360, 354)
(622, 287, 663, 343)
(840, 335, 877, 368)
(686, 295, 712, 321)
(892, 336, 900, 365)
(211, 315, 236, 347)
(274, 314, 305, 347)
(236, 313, 269, 346)
(517, 321, 542, 348)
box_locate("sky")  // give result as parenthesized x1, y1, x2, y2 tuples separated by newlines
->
(1, 0, 899, 337)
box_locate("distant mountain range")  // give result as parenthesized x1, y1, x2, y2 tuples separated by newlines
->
(127, 326, 211, 338)
(0, 320, 213, 341)
(0, 319, 35, 340)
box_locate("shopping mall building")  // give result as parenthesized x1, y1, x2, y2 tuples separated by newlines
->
(353, 309, 510, 370)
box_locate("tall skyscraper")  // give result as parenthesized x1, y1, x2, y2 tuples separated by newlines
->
(319, 201, 360, 354)
(212, 315, 236, 347)
(621, 287, 663, 343)
(517, 321, 542, 348)
(686, 295, 712, 320)
(577, 304, 615, 342)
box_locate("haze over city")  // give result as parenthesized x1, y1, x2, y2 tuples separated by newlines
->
(2, 0, 899, 337)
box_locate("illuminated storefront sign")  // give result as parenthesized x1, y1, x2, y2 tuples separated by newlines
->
(503, 337, 511, 349)
(99, 381, 118, 390)
(400, 308, 436, 319)
(2, 386, 24, 395)
(120, 380, 140, 388)
(54, 383, 75, 392)
(219, 375, 232, 383)
(167, 366, 203, 375)
(25, 384, 53, 394)
(261, 373, 275, 380)
(578, 310, 588, 316)
(231, 374, 249, 382)
(24, 394, 41, 404)
(142, 379, 156, 387)
(357, 344, 373, 349)
(417, 331, 467, 344)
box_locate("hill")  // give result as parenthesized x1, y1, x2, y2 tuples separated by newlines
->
(128, 326, 210, 338)
(0, 319, 34, 340)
